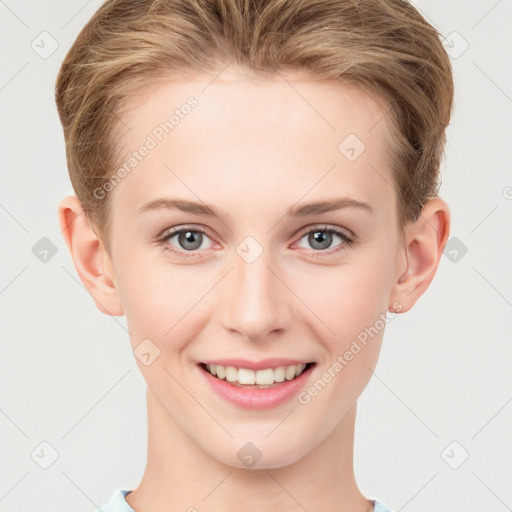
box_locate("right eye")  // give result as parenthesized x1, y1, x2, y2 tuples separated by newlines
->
(159, 226, 216, 257)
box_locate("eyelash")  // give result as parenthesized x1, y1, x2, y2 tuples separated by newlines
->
(157, 224, 355, 259)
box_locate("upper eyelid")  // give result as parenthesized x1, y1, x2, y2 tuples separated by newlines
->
(160, 224, 209, 239)
(294, 224, 353, 238)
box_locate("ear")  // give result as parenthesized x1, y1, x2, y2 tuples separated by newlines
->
(58, 195, 124, 316)
(389, 197, 450, 313)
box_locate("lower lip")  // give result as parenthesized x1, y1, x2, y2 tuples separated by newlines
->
(198, 364, 315, 410)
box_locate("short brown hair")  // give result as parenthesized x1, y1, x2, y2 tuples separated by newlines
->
(55, 0, 454, 248)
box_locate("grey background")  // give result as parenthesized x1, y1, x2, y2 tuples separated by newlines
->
(1, 1, 511, 511)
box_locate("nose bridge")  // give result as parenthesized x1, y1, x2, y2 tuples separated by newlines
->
(221, 242, 290, 340)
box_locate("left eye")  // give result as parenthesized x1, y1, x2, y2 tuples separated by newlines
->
(294, 226, 353, 253)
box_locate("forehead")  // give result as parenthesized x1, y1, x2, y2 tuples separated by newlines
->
(112, 68, 395, 219)
(121, 68, 390, 146)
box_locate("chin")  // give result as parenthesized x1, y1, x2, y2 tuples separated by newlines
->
(210, 435, 310, 471)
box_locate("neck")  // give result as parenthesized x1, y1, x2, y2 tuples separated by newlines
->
(126, 389, 373, 512)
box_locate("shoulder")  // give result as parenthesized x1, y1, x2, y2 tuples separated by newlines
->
(372, 499, 394, 512)
(94, 489, 134, 512)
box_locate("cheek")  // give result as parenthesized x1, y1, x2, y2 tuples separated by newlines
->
(313, 256, 395, 397)
(289, 257, 392, 396)
(295, 269, 388, 409)
(116, 255, 211, 349)
(292, 258, 393, 343)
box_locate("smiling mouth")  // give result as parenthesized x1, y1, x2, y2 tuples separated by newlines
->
(199, 362, 316, 389)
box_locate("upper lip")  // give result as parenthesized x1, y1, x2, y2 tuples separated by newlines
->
(200, 358, 314, 371)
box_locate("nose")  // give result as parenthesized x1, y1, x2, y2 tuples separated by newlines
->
(220, 248, 292, 342)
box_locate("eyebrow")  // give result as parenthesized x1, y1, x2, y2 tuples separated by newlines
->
(138, 197, 373, 218)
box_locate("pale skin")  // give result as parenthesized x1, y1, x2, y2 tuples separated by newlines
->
(58, 68, 450, 512)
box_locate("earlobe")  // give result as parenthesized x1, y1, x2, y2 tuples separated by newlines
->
(389, 197, 450, 313)
(58, 195, 124, 316)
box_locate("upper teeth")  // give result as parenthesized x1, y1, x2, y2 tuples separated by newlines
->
(205, 363, 308, 385)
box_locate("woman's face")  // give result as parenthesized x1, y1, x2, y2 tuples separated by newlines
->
(104, 69, 405, 468)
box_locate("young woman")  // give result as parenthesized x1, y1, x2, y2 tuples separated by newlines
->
(55, 1, 454, 510)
